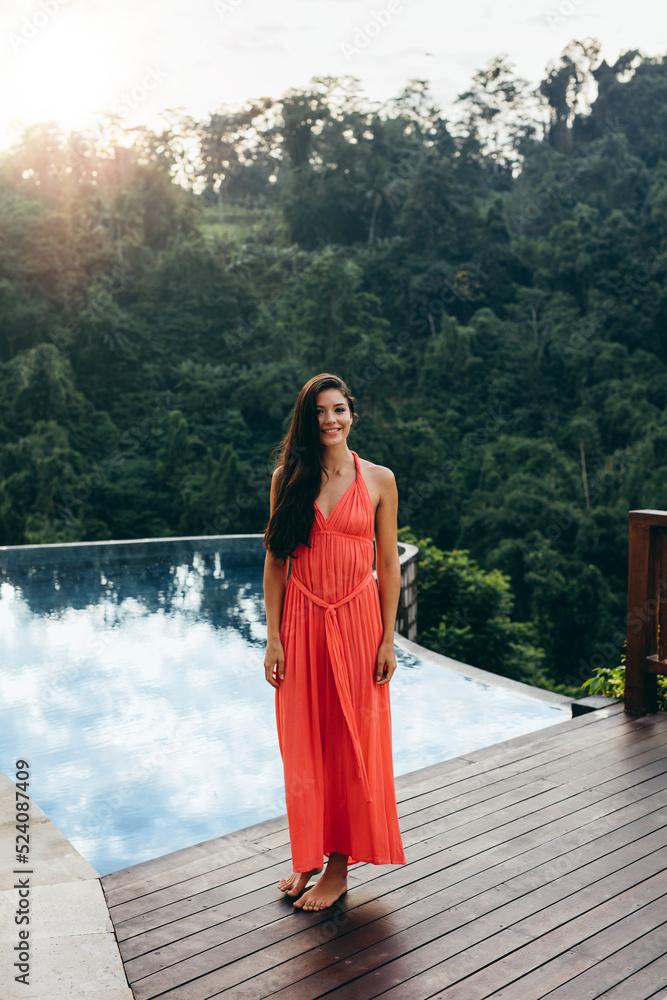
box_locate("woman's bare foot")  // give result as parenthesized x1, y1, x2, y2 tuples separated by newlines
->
(277, 866, 323, 897)
(293, 853, 348, 910)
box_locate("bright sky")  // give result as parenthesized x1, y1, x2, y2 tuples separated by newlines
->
(0, 0, 664, 148)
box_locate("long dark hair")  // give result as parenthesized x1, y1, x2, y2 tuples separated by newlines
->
(263, 373, 357, 561)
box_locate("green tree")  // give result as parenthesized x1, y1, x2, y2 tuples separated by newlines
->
(398, 529, 546, 683)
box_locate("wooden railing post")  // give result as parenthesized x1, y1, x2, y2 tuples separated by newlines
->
(625, 510, 667, 715)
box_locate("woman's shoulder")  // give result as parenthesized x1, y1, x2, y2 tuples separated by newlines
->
(270, 466, 283, 497)
(356, 454, 395, 489)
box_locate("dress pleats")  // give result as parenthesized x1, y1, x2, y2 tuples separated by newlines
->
(276, 450, 407, 870)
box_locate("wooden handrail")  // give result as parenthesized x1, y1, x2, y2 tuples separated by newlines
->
(625, 510, 667, 714)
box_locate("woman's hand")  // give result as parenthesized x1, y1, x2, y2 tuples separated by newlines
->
(375, 638, 397, 685)
(264, 637, 285, 688)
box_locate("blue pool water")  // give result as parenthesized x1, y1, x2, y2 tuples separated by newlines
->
(0, 544, 569, 875)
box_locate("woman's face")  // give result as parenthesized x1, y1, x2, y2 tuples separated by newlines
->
(315, 389, 352, 446)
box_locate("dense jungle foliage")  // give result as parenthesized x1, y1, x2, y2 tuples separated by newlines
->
(1, 39, 666, 693)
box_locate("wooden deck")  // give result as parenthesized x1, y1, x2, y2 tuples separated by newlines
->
(100, 704, 667, 999)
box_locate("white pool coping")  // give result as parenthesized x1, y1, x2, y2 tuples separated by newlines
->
(393, 631, 574, 708)
(0, 770, 133, 999)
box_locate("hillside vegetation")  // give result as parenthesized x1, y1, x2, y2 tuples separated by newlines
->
(1, 40, 666, 692)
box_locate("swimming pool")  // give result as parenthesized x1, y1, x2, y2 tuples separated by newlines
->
(0, 536, 570, 876)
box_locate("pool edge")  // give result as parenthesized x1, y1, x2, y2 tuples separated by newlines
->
(0, 769, 134, 998)
(393, 629, 574, 709)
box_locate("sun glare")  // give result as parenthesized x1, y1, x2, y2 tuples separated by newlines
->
(3, 7, 165, 148)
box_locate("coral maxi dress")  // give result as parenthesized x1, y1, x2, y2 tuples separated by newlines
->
(276, 450, 407, 872)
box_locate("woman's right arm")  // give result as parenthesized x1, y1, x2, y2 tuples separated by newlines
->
(263, 467, 288, 689)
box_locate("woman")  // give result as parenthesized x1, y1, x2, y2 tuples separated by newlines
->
(263, 372, 407, 911)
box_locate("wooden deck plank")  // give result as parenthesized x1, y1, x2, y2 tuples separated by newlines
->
(114, 808, 666, 971)
(397, 723, 667, 826)
(101, 708, 647, 917)
(494, 922, 667, 1000)
(113, 756, 667, 958)
(108, 777, 667, 985)
(209, 866, 667, 1000)
(293, 893, 667, 1000)
(428, 880, 667, 999)
(105, 731, 667, 927)
(396, 707, 636, 814)
(99, 813, 291, 895)
(107, 762, 667, 951)
(99, 709, 667, 1000)
(400, 735, 667, 843)
(596, 954, 667, 999)
(101, 707, 632, 906)
(115, 809, 667, 991)
(123, 848, 667, 998)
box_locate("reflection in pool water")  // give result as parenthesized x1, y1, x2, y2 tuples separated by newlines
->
(0, 547, 569, 875)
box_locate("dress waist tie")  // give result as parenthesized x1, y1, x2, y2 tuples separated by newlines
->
(289, 569, 376, 803)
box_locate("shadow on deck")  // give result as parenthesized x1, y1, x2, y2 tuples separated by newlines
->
(100, 704, 667, 999)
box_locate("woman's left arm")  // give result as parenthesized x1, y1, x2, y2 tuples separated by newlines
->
(374, 467, 401, 685)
